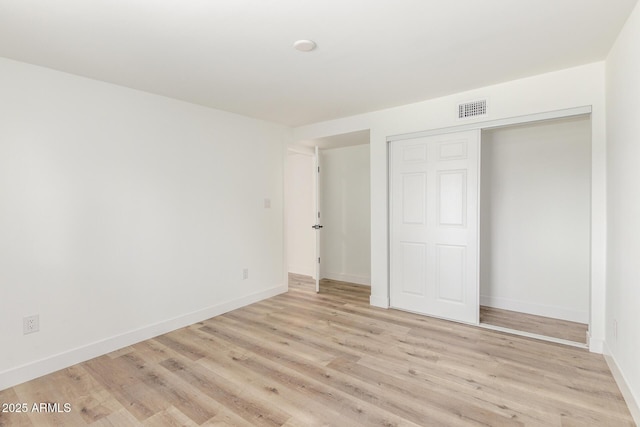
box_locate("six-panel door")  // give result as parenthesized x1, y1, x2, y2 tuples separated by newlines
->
(390, 130, 479, 324)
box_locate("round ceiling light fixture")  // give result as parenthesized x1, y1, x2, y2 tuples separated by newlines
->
(293, 39, 317, 52)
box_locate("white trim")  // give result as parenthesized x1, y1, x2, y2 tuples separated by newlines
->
(288, 266, 316, 278)
(604, 343, 640, 425)
(0, 284, 287, 391)
(588, 334, 604, 354)
(287, 145, 315, 156)
(478, 323, 588, 349)
(475, 136, 482, 325)
(370, 295, 389, 308)
(387, 106, 592, 142)
(480, 295, 589, 324)
(322, 272, 371, 286)
(314, 145, 320, 293)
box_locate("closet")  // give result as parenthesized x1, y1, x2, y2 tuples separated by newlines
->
(389, 113, 591, 344)
(479, 115, 591, 343)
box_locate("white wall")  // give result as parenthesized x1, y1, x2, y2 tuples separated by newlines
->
(605, 1, 640, 421)
(293, 62, 607, 352)
(320, 145, 371, 285)
(286, 152, 315, 277)
(0, 57, 289, 390)
(480, 117, 591, 323)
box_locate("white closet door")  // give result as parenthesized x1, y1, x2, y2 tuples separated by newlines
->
(390, 130, 479, 324)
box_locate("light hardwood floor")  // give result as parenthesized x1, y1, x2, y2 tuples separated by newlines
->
(0, 275, 634, 426)
(480, 306, 589, 344)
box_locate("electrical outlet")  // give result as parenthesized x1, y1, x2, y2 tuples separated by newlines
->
(243, 268, 249, 280)
(23, 315, 39, 335)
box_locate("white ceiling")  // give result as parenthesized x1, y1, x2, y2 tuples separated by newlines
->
(0, 0, 636, 127)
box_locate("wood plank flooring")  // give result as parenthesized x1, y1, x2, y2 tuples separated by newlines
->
(0, 274, 634, 426)
(480, 306, 589, 344)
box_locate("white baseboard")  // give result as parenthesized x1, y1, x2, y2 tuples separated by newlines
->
(322, 272, 371, 286)
(288, 266, 315, 278)
(480, 295, 589, 324)
(0, 284, 287, 391)
(604, 342, 640, 425)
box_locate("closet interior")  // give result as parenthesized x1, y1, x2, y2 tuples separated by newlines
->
(479, 115, 591, 344)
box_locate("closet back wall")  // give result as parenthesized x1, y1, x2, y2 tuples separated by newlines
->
(480, 116, 591, 323)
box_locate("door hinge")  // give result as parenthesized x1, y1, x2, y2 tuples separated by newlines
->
(318, 166, 320, 173)
(318, 257, 321, 263)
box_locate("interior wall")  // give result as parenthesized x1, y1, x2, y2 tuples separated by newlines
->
(480, 117, 591, 323)
(0, 57, 289, 389)
(286, 152, 315, 277)
(605, 0, 640, 420)
(293, 61, 607, 352)
(320, 144, 371, 285)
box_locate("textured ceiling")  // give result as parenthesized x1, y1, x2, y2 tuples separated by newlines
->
(0, 0, 636, 126)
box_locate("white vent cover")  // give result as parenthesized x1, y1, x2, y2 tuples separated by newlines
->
(458, 99, 487, 119)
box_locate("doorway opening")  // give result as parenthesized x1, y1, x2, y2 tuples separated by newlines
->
(286, 130, 371, 297)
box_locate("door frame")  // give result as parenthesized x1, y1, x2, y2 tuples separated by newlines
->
(313, 146, 321, 292)
(286, 129, 372, 294)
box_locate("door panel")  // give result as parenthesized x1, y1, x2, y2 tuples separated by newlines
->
(402, 144, 428, 162)
(438, 139, 468, 160)
(437, 170, 466, 226)
(390, 130, 479, 324)
(435, 244, 466, 302)
(400, 242, 427, 296)
(402, 173, 427, 224)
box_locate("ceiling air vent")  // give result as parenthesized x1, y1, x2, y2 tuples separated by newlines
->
(458, 99, 487, 119)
